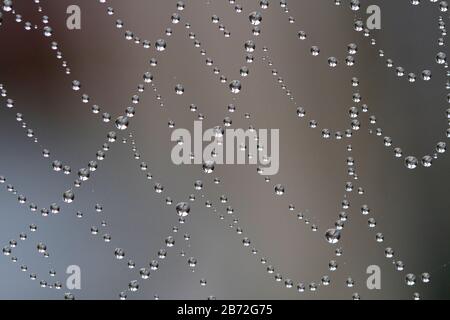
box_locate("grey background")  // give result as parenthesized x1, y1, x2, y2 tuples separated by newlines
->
(0, 0, 449, 299)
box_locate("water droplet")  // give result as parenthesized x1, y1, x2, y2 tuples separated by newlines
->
(274, 184, 285, 195)
(325, 229, 341, 244)
(202, 161, 215, 173)
(128, 280, 139, 291)
(421, 272, 431, 283)
(405, 156, 418, 169)
(436, 52, 447, 64)
(406, 273, 416, 286)
(155, 39, 167, 51)
(175, 84, 184, 95)
(114, 248, 125, 260)
(63, 190, 74, 203)
(176, 202, 190, 217)
(37, 242, 47, 253)
(229, 80, 242, 93)
(115, 116, 129, 130)
(249, 11, 262, 25)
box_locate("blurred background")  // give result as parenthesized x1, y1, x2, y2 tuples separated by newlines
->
(0, 0, 449, 300)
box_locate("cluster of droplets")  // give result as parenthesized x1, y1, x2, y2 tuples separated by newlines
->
(211, 14, 231, 38)
(0, 174, 66, 292)
(103, 0, 187, 50)
(1, 82, 111, 211)
(111, 133, 210, 300)
(1, 1, 42, 36)
(0, 92, 124, 298)
(183, 18, 249, 95)
(345, 142, 431, 299)
(1, 84, 68, 175)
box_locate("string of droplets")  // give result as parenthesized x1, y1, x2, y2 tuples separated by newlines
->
(347, 0, 450, 169)
(211, 14, 232, 38)
(0, 82, 121, 299)
(261, 49, 359, 140)
(253, 1, 361, 295)
(310, 0, 436, 300)
(29, 0, 163, 133)
(0, 174, 65, 292)
(0, 86, 76, 176)
(349, 0, 448, 79)
(101, 0, 188, 51)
